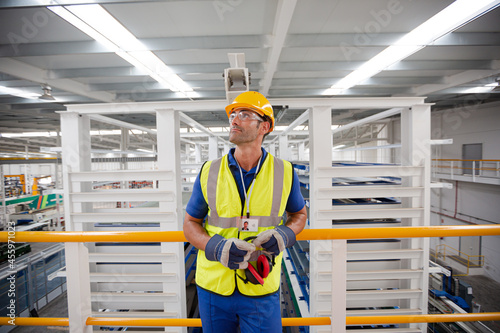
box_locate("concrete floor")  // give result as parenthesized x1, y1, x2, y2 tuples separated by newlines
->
(11, 293, 68, 333)
(459, 274, 500, 332)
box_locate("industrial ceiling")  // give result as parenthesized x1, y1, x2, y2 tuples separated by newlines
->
(0, 0, 499, 155)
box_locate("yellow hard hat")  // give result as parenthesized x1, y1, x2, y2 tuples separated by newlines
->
(225, 91, 275, 131)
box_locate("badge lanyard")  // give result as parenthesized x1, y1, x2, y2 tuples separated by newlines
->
(236, 154, 262, 218)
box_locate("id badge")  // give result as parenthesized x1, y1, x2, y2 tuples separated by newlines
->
(240, 218, 258, 232)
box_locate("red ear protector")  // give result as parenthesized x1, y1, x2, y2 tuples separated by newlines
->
(240, 236, 275, 286)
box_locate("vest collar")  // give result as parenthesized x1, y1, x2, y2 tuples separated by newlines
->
(228, 147, 268, 173)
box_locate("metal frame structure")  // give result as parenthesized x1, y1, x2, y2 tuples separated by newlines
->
(308, 98, 430, 333)
(60, 107, 186, 333)
(56, 96, 430, 332)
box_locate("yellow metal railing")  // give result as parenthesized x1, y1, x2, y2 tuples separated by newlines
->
(1, 225, 500, 329)
(432, 159, 500, 179)
(435, 244, 485, 276)
(1, 313, 500, 327)
(3, 225, 500, 243)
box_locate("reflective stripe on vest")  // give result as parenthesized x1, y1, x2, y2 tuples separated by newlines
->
(195, 153, 293, 296)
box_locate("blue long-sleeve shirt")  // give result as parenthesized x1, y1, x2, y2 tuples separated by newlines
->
(186, 148, 305, 219)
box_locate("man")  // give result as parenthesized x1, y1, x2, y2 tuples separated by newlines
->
(241, 221, 249, 231)
(183, 91, 307, 332)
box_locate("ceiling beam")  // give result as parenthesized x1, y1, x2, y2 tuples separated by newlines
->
(410, 60, 500, 96)
(0, 121, 58, 130)
(332, 108, 403, 135)
(66, 97, 426, 114)
(260, 0, 297, 96)
(0, 0, 159, 8)
(269, 108, 309, 143)
(0, 35, 271, 57)
(179, 111, 229, 144)
(0, 58, 116, 102)
(88, 114, 156, 135)
(2, 32, 499, 58)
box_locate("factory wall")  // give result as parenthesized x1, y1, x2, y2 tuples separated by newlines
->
(430, 102, 500, 283)
(348, 104, 500, 283)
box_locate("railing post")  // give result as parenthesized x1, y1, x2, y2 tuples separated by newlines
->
(156, 108, 187, 332)
(65, 242, 92, 333)
(309, 105, 334, 333)
(472, 161, 476, 182)
(451, 161, 454, 179)
(331, 240, 347, 333)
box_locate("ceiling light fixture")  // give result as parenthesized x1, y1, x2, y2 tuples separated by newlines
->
(39, 84, 56, 100)
(463, 81, 500, 94)
(326, 0, 500, 95)
(48, 4, 195, 97)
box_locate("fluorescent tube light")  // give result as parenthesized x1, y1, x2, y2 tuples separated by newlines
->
(48, 6, 118, 52)
(327, 0, 500, 93)
(49, 4, 193, 95)
(0, 85, 40, 99)
(463, 81, 499, 93)
(65, 4, 145, 51)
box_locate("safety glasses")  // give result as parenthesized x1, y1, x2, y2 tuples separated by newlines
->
(228, 110, 263, 124)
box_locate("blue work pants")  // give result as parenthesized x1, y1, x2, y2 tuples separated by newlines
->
(197, 286, 282, 333)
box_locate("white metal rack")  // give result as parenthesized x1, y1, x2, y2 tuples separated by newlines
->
(59, 97, 430, 333)
(308, 101, 431, 333)
(61, 109, 186, 333)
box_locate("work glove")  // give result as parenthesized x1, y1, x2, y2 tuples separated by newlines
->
(205, 234, 256, 270)
(252, 225, 296, 256)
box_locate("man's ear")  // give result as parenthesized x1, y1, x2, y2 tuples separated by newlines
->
(259, 121, 270, 134)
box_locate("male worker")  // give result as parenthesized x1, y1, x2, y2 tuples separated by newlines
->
(183, 91, 307, 332)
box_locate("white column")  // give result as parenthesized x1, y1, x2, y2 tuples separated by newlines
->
(209, 136, 218, 160)
(309, 105, 344, 333)
(195, 144, 202, 164)
(279, 135, 289, 160)
(60, 111, 91, 231)
(156, 109, 187, 333)
(268, 142, 276, 156)
(120, 128, 129, 206)
(60, 111, 93, 333)
(331, 239, 347, 333)
(401, 104, 431, 331)
(298, 142, 306, 161)
(65, 243, 92, 333)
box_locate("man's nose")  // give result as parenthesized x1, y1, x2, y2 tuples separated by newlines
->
(230, 114, 240, 125)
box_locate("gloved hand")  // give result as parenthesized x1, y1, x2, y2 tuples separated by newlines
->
(205, 234, 256, 270)
(252, 225, 296, 256)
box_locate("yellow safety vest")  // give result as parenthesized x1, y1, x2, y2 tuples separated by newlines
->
(195, 153, 293, 296)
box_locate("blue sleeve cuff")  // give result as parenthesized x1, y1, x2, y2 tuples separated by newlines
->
(205, 234, 225, 262)
(276, 225, 296, 248)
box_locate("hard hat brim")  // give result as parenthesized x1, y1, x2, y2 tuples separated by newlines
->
(225, 103, 266, 118)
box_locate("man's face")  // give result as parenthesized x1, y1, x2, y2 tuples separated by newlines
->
(228, 109, 266, 145)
